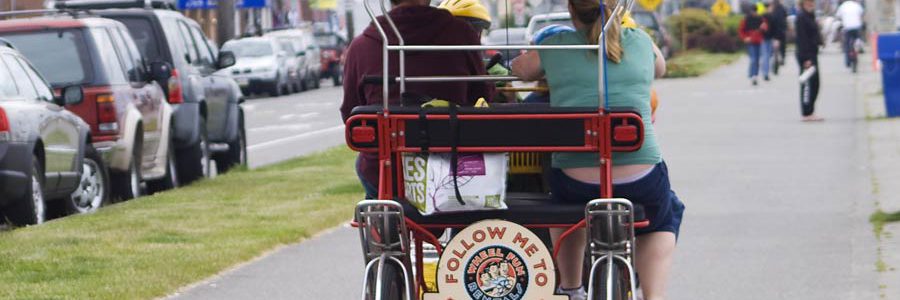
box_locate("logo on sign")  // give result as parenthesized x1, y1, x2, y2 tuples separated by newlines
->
(423, 220, 567, 300)
(464, 246, 527, 299)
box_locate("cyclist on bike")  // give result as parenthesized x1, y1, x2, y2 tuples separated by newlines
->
(340, 0, 493, 199)
(511, 0, 682, 299)
(438, 0, 520, 102)
(835, 0, 865, 69)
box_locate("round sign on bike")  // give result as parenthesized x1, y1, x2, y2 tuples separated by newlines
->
(424, 220, 568, 300)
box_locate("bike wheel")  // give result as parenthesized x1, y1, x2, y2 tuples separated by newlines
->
(365, 260, 405, 300)
(590, 259, 632, 300)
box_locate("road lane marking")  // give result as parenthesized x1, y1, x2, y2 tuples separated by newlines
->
(248, 124, 314, 133)
(247, 125, 344, 151)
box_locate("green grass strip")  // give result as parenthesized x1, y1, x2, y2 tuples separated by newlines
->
(664, 50, 743, 78)
(870, 209, 900, 239)
(0, 147, 362, 299)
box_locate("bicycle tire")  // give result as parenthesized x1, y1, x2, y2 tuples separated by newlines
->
(365, 260, 405, 300)
(590, 259, 632, 300)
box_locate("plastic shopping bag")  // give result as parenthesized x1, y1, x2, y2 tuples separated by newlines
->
(402, 153, 508, 215)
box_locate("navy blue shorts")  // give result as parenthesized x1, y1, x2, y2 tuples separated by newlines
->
(548, 161, 685, 238)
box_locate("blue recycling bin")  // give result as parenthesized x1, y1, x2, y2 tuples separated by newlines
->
(878, 33, 900, 117)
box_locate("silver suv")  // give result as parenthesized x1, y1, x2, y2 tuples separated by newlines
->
(0, 42, 108, 225)
(82, 2, 246, 178)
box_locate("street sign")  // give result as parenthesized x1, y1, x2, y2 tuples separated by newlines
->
(312, 0, 337, 9)
(178, 0, 215, 9)
(236, 0, 267, 8)
(637, 0, 662, 11)
(711, 0, 731, 17)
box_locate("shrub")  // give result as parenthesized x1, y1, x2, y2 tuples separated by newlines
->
(666, 8, 723, 41)
(688, 31, 740, 53)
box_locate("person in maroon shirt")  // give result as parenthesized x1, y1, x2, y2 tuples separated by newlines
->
(340, 0, 492, 198)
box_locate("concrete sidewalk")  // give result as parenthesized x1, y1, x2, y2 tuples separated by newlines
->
(168, 48, 885, 299)
(858, 50, 900, 299)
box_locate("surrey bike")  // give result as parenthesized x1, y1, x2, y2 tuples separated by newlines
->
(345, 0, 650, 299)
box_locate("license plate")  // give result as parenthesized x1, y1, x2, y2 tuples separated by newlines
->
(237, 78, 249, 86)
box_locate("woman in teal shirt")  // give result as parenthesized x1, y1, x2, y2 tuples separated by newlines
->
(512, 0, 683, 299)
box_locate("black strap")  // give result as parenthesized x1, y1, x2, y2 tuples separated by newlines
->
(418, 108, 429, 151)
(448, 105, 465, 205)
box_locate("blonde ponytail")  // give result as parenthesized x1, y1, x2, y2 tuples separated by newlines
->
(570, 0, 623, 63)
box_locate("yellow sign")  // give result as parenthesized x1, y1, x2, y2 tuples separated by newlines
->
(711, 0, 731, 17)
(311, 0, 337, 9)
(637, 0, 662, 11)
(423, 220, 568, 300)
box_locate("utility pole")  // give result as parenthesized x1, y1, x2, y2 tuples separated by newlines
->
(345, 0, 354, 38)
(216, 0, 235, 45)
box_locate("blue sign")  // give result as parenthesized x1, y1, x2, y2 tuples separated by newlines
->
(237, 0, 267, 8)
(178, 0, 216, 9)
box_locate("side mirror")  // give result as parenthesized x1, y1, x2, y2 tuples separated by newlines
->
(55, 86, 83, 106)
(149, 61, 173, 84)
(217, 51, 236, 69)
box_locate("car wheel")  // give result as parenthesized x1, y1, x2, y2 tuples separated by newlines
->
(147, 135, 178, 193)
(176, 117, 210, 184)
(112, 141, 143, 201)
(5, 155, 46, 226)
(215, 113, 246, 174)
(269, 77, 283, 97)
(65, 146, 109, 215)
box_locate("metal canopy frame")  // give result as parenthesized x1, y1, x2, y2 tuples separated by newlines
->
(361, 0, 636, 112)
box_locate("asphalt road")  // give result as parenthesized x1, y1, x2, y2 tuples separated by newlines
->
(172, 49, 879, 299)
(244, 82, 346, 169)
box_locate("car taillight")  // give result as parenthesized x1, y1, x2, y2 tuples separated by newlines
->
(96, 93, 119, 134)
(168, 69, 183, 104)
(0, 107, 9, 141)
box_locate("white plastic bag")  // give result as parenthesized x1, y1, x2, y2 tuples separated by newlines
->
(403, 153, 508, 215)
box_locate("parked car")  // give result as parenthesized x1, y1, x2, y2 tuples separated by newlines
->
(525, 12, 573, 43)
(221, 36, 294, 97)
(314, 27, 347, 86)
(0, 16, 176, 200)
(74, 1, 246, 176)
(274, 36, 303, 93)
(483, 27, 528, 66)
(630, 10, 673, 59)
(266, 28, 322, 90)
(0, 41, 108, 225)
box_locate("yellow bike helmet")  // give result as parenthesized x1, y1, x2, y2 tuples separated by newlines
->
(439, 0, 492, 31)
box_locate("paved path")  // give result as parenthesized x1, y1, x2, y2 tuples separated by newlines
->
(170, 49, 883, 299)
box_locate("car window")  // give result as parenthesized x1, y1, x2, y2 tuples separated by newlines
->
(159, 17, 187, 65)
(222, 40, 274, 57)
(2, 54, 38, 99)
(203, 35, 219, 61)
(187, 24, 214, 68)
(119, 27, 148, 81)
(0, 56, 18, 98)
(176, 21, 199, 64)
(108, 27, 141, 82)
(279, 39, 295, 55)
(114, 16, 162, 63)
(91, 28, 128, 84)
(17, 56, 54, 101)
(0, 29, 93, 87)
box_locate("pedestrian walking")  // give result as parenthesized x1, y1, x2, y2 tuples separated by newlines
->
(795, 0, 825, 121)
(764, 0, 789, 75)
(739, 3, 769, 85)
(835, 0, 865, 69)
